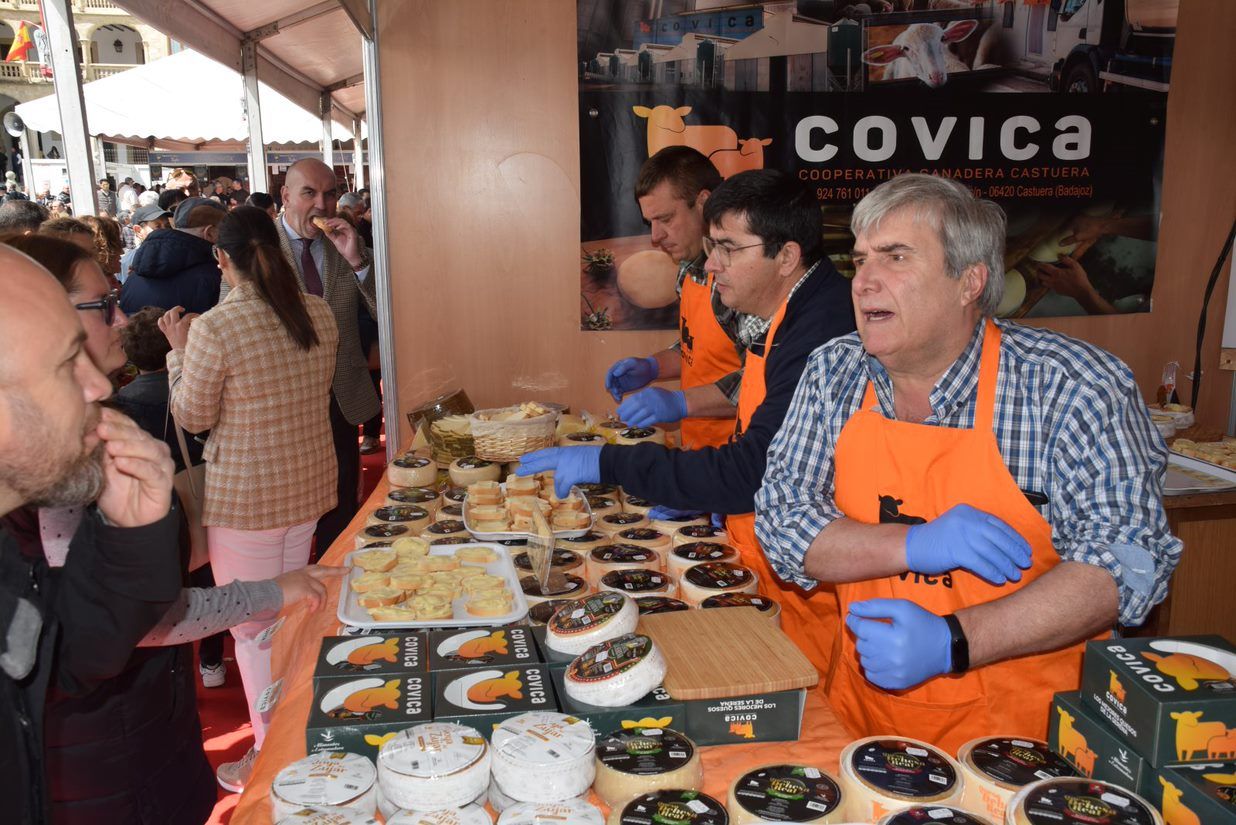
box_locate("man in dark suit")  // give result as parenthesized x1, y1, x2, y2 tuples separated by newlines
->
(277, 158, 378, 554)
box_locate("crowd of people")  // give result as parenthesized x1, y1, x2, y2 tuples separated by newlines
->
(0, 158, 381, 823)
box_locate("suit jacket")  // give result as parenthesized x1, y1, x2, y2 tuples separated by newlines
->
(168, 281, 340, 530)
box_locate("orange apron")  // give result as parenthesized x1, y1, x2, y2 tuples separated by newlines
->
(679, 273, 742, 450)
(727, 302, 840, 677)
(829, 320, 1090, 752)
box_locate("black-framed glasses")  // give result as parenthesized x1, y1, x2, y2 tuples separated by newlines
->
(73, 289, 120, 326)
(702, 236, 767, 267)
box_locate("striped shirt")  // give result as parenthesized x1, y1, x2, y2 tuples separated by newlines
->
(754, 319, 1182, 627)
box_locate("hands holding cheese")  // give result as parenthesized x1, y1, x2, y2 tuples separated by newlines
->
(905, 504, 1033, 585)
(517, 447, 601, 498)
(846, 599, 952, 691)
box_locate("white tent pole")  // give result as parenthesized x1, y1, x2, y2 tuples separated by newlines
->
(43, 0, 95, 215)
(352, 116, 364, 191)
(363, 0, 398, 462)
(19, 130, 34, 193)
(320, 91, 334, 169)
(241, 39, 270, 194)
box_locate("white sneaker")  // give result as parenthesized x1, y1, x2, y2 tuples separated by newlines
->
(216, 746, 258, 793)
(199, 661, 226, 688)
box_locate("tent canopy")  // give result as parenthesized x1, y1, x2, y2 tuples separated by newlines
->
(15, 49, 361, 150)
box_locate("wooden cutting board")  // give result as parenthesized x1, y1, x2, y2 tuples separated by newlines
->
(638, 607, 819, 699)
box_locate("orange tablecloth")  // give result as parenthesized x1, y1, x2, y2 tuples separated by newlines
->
(234, 475, 852, 823)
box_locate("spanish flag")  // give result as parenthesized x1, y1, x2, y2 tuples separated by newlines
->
(6, 22, 35, 63)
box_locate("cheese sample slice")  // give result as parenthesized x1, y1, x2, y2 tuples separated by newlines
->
(596, 512, 651, 537)
(587, 544, 662, 585)
(559, 432, 607, 447)
(839, 737, 964, 823)
(727, 764, 844, 825)
(386, 803, 492, 825)
(956, 736, 1075, 824)
(594, 727, 702, 807)
(1005, 778, 1162, 825)
(491, 712, 597, 803)
(563, 633, 666, 707)
(377, 723, 491, 812)
(499, 800, 604, 825)
(700, 593, 781, 627)
(519, 573, 588, 606)
(544, 592, 639, 655)
(366, 506, 431, 534)
(355, 524, 410, 548)
(679, 562, 757, 607)
(614, 427, 666, 446)
(668, 542, 739, 580)
(388, 454, 437, 488)
(387, 486, 442, 512)
(556, 531, 608, 555)
(607, 790, 728, 825)
(875, 806, 994, 825)
(634, 596, 690, 615)
(270, 752, 377, 821)
(594, 420, 627, 444)
(450, 457, 502, 487)
(598, 569, 676, 598)
(672, 524, 728, 548)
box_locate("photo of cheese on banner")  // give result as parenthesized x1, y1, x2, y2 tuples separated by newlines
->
(443, 668, 527, 710)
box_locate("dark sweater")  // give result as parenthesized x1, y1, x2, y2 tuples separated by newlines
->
(599, 261, 856, 514)
(119, 228, 220, 316)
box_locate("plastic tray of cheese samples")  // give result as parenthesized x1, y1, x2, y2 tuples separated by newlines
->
(337, 542, 529, 629)
(462, 484, 595, 541)
(1165, 452, 1236, 494)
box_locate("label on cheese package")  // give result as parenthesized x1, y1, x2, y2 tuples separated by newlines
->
(880, 808, 989, 825)
(600, 569, 670, 593)
(515, 549, 582, 572)
(567, 634, 654, 684)
(614, 790, 728, 825)
(1010, 778, 1159, 825)
(731, 764, 841, 822)
(426, 519, 468, 535)
(550, 592, 630, 636)
(967, 737, 1075, 789)
(676, 525, 726, 541)
(361, 524, 409, 540)
(429, 627, 538, 670)
(388, 487, 439, 505)
(456, 457, 494, 469)
(371, 505, 429, 523)
(684, 562, 754, 590)
(635, 597, 690, 615)
(598, 727, 696, 775)
(591, 545, 659, 566)
(618, 528, 665, 543)
(603, 514, 648, 528)
(445, 487, 468, 503)
(850, 739, 957, 799)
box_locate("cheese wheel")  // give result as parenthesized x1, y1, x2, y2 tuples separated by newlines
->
(617, 249, 679, 309)
(608, 790, 728, 825)
(425, 519, 470, 540)
(438, 503, 466, 521)
(599, 569, 676, 598)
(839, 737, 964, 823)
(672, 524, 729, 548)
(615, 528, 670, 556)
(388, 454, 437, 488)
(728, 764, 844, 825)
(444, 487, 469, 504)
(545, 592, 639, 655)
(594, 420, 627, 444)
(586, 497, 622, 519)
(564, 633, 666, 707)
(614, 427, 666, 446)
(377, 782, 487, 819)
(559, 432, 607, 447)
(386, 804, 492, 825)
(520, 574, 588, 605)
(377, 723, 491, 812)
(499, 800, 604, 825)
(366, 506, 431, 534)
(586, 544, 662, 586)
(514, 549, 584, 575)
(491, 712, 597, 803)
(956, 737, 1075, 824)
(1005, 778, 1162, 825)
(621, 495, 655, 517)
(577, 483, 620, 499)
(701, 593, 781, 627)
(275, 809, 379, 824)
(432, 536, 476, 546)
(387, 486, 441, 512)
(450, 457, 502, 487)
(556, 531, 608, 554)
(596, 512, 651, 537)
(594, 727, 703, 807)
(527, 599, 576, 626)
(634, 596, 690, 615)
(355, 524, 410, 548)
(668, 543, 739, 580)
(1027, 231, 1080, 263)
(876, 807, 993, 825)
(679, 562, 757, 607)
(270, 752, 378, 821)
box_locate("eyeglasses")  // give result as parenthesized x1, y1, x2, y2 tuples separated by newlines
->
(73, 289, 121, 326)
(702, 236, 767, 267)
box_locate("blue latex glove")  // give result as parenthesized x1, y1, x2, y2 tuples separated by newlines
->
(617, 387, 688, 427)
(605, 357, 659, 402)
(516, 447, 602, 499)
(710, 513, 725, 530)
(647, 505, 705, 522)
(905, 504, 1032, 586)
(846, 598, 951, 691)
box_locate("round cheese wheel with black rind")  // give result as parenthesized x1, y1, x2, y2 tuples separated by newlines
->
(615, 528, 670, 558)
(528, 599, 575, 626)
(514, 549, 584, 574)
(635, 596, 690, 615)
(586, 497, 622, 519)
(649, 514, 710, 535)
(607, 790, 728, 825)
(727, 764, 844, 825)
(614, 427, 666, 446)
(559, 432, 606, 447)
(545, 592, 639, 655)
(668, 542, 739, 579)
(491, 712, 596, 803)
(701, 593, 781, 626)
(499, 800, 604, 825)
(1004, 777, 1163, 825)
(672, 524, 728, 548)
(556, 532, 608, 554)
(576, 483, 619, 499)
(679, 562, 757, 607)
(839, 737, 963, 823)
(377, 722, 491, 812)
(621, 495, 655, 516)
(594, 727, 703, 807)
(597, 512, 651, 537)
(355, 524, 410, 548)
(519, 574, 588, 605)
(444, 487, 469, 504)
(366, 506, 431, 535)
(598, 569, 675, 598)
(386, 486, 441, 511)
(587, 544, 662, 586)
(426, 519, 470, 538)
(450, 457, 502, 487)
(564, 633, 666, 707)
(388, 454, 437, 488)
(875, 806, 993, 825)
(437, 504, 466, 521)
(270, 752, 377, 821)
(956, 736, 1076, 824)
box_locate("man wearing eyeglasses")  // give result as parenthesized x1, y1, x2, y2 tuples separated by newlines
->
(519, 169, 855, 675)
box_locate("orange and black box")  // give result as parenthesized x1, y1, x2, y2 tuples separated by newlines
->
(1146, 761, 1236, 825)
(305, 673, 432, 763)
(426, 626, 540, 672)
(313, 633, 428, 684)
(431, 663, 558, 737)
(1048, 690, 1157, 797)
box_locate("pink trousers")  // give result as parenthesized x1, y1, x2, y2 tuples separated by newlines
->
(207, 520, 315, 748)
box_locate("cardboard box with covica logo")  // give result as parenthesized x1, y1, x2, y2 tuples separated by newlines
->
(305, 673, 431, 762)
(1080, 636, 1236, 767)
(1147, 761, 1236, 825)
(1049, 690, 1156, 797)
(431, 663, 558, 738)
(427, 626, 540, 671)
(313, 633, 428, 684)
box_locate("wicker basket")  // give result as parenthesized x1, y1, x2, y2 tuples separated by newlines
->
(470, 406, 559, 463)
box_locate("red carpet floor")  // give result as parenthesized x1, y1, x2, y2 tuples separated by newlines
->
(200, 433, 388, 823)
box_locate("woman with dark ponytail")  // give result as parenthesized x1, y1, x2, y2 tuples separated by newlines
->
(158, 205, 340, 791)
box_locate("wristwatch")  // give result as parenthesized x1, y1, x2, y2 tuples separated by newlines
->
(943, 613, 970, 674)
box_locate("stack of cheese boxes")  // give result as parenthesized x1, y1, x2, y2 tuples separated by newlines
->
(1048, 634, 1236, 825)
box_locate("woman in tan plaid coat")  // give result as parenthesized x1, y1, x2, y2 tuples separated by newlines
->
(161, 205, 338, 790)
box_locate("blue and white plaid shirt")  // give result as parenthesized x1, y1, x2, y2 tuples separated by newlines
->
(754, 319, 1182, 627)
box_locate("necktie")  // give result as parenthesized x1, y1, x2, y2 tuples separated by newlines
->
(299, 237, 323, 297)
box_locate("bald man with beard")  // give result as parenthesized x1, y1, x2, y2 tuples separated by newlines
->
(0, 247, 184, 823)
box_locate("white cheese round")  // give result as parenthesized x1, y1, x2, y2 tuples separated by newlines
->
(598, 569, 676, 598)
(491, 712, 597, 802)
(275, 808, 379, 824)
(876, 806, 994, 825)
(671, 524, 728, 548)
(545, 591, 639, 655)
(1005, 777, 1163, 825)
(596, 512, 651, 537)
(520, 574, 588, 606)
(727, 764, 845, 825)
(700, 593, 781, 627)
(956, 736, 1075, 824)
(378, 722, 491, 812)
(587, 544, 662, 587)
(388, 454, 438, 488)
(386, 804, 493, 825)
(667, 542, 739, 580)
(679, 562, 757, 607)
(607, 790, 728, 825)
(839, 737, 964, 823)
(386, 486, 441, 512)
(366, 505, 431, 534)
(377, 782, 487, 820)
(499, 800, 605, 825)
(614, 427, 666, 446)
(563, 633, 666, 707)
(450, 457, 503, 487)
(594, 726, 702, 807)
(270, 752, 377, 821)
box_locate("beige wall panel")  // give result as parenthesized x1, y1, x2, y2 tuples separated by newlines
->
(378, 0, 1236, 448)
